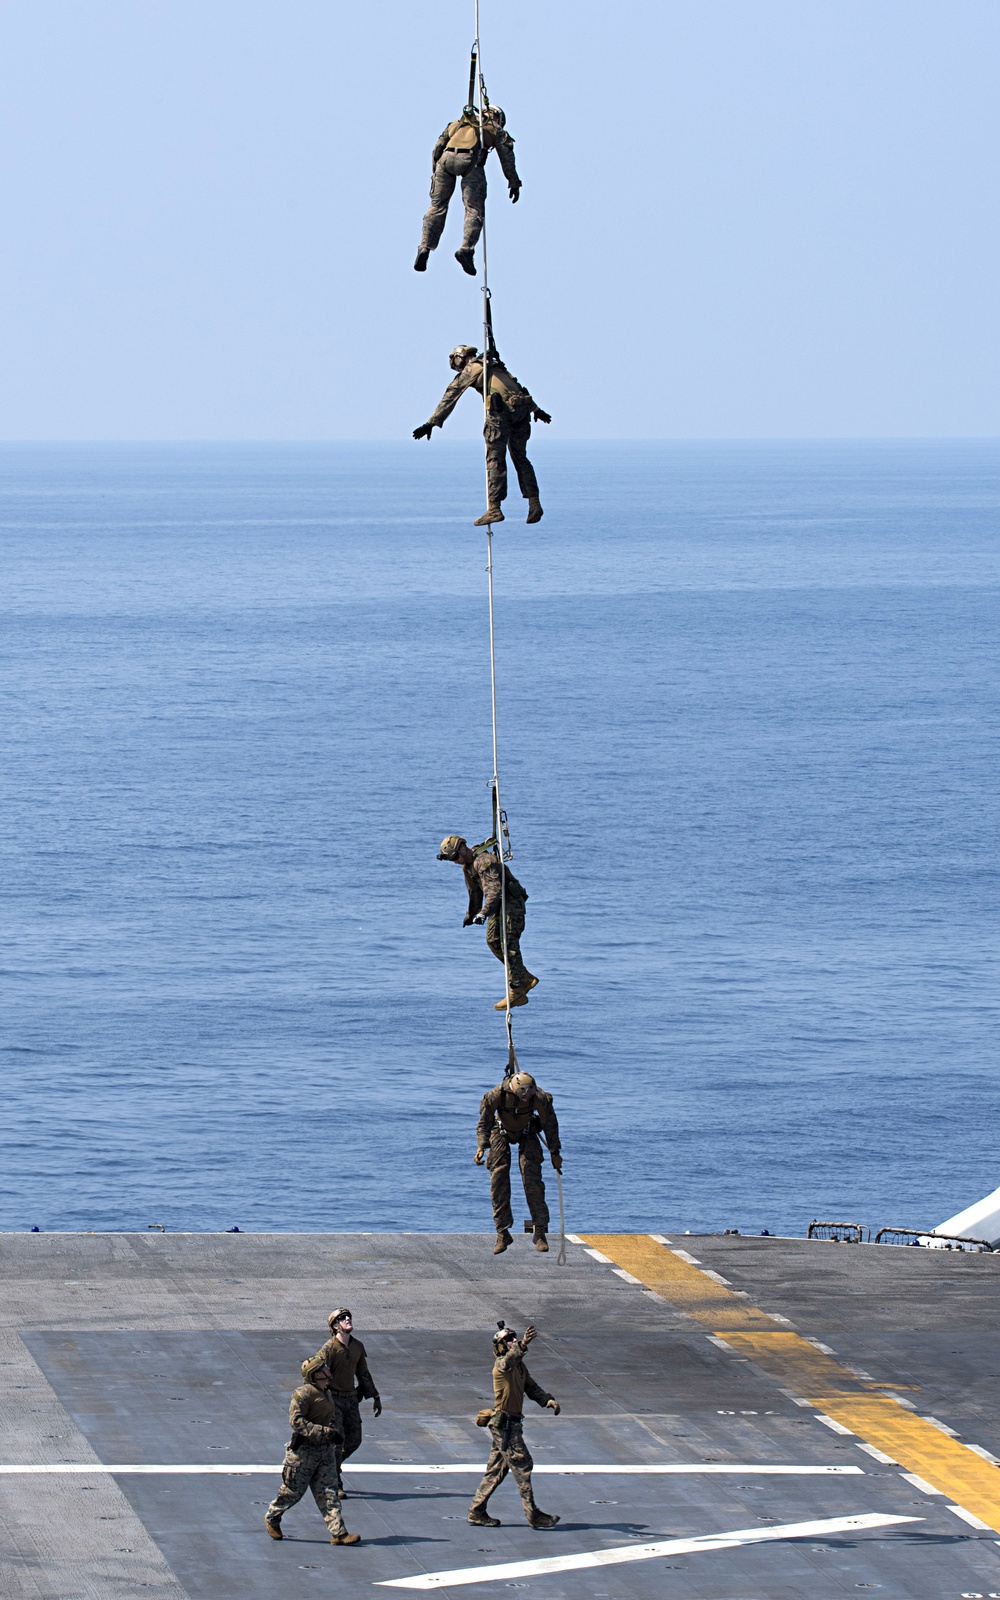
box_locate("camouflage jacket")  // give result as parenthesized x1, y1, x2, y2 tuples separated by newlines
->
(462, 842, 528, 921)
(492, 1348, 553, 1417)
(317, 1334, 378, 1399)
(288, 1382, 342, 1447)
(477, 1084, 560, 1154)
(426, 361, 539, 432)
(431, 113, 519, 187)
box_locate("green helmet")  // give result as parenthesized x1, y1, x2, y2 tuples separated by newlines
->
(437, 835, 467, 860)
(301, 1354, 327, 1383)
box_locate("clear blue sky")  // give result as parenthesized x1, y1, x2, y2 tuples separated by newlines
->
(0, 1, 997, 439)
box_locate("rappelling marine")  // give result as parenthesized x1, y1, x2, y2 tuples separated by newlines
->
(415, 348, 549, 525)
(415, 103, 521, 277)
(437, 835, 537, 1007)
(476, 1071, 562, 1255)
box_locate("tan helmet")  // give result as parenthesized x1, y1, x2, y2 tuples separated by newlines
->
(492, 1322, 517, 1355)
(437, 835, 467, 861)
(301, 1354, 328, 1383)
(508, 1072, 536, 1101)
(328, 1307, 352, 1329)
(449, 345, 478, 371)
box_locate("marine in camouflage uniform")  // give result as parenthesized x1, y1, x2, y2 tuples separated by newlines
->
(415, 349, 550, 526)
(468, 1323, 560, 1529)
(317, 1308, 382, 1493)
(476, 1072, 562, 1254)
(265, 1356, 359, 1545)
(415, 105, 521, 276)
(436, 835, 537, 1007)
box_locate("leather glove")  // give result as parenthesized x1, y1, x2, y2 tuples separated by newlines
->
(474, 1147, 486, 1165)
(472, 912, 486, 925)
(509, 182, 521, 203)
(413, 423, 433, 440)
(550, 1153, 563, 1174)
(532, 408, 551, 425)
(546, 1399, 561, 1415)
(520, 1323, 537, 1348)
(372, 1396, 382, 1417)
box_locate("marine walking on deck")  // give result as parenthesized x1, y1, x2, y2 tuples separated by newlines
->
(469, 1322, 561, 1528)
(265, 1356, 360, 1545)
(477, 1071, 561, 1254)
(316, 1308, 382, 1493)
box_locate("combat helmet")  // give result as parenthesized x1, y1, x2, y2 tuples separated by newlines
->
(508, 1072, 536, 1101)
(328, 1307, 352, 1329)
(301, 1354, 328, 1383)
(437, 834, 467, 860)
(449, 345, 478, 371)
(486, 105, 506, 129)
(492, 1322, 516, 1356)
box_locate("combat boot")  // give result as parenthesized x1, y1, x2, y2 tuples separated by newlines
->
(494, 990, 529, 1009)
(264, 1515, 283, 1540)
(493, 1229, 513, 1254)
(414, 248, 429, 272)
(455, 247, 477, 275)
(528, 1511, 560, 1529)
(468, 1509, 501, 1527)
(533, 1230, 549, 1253)
(474, 507, 504, 526)
(521, 974, 539, 993)
(332, 1532, 361, 1545)
(526, 498, 543, 524)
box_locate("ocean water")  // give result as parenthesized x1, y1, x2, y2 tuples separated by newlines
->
(1, 439, 997, 1238)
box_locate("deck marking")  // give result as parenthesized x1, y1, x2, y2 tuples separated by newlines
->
(856, 1442, 897, 1465)
(948, 1504, 994, 1530)
(0, 1462, 864, 1477)
(900, 1472, 945, 1496)
(375, 1512, 919, 1589)
(582, 1233, 1000, 1536)
(816, 1414, 854, 1436)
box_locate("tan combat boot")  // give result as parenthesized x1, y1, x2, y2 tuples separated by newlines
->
(533, 1230, 549, 1253)
(332, 1532, 361, 1545)
(521, 974, 539, 993)
(526, 498, 543, 524)
(494, 989, 529, 1010)
(474, 507, 504, 526)
(264, 1515, 282, 1540)
(494, 1229, 513, 1254)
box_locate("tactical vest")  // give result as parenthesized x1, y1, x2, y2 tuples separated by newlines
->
(495, 1092, 546, 1140)
(446, 118, 481, 151)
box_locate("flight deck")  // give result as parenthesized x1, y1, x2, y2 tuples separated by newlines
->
(3, 1229, 1000, 1598)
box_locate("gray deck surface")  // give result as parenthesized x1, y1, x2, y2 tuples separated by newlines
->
(2, 1229, 1000, 1598)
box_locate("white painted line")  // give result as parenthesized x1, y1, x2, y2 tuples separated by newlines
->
(564, 1234, 585, 1245)
(648, 1234, 671, 1245)
(707, 1336, 735, 1351)
(582, 1248, 612, 1264)
(671, 1249, 701, 1265)
(899, 1472, 945, 1496)
(947, 1504, 994, 1531)
(611, 1268, 644, 1285)
(922, 1416, 959, 1438)
(0, 1462, 866, 1478)
(966, 1444, 1000, 1465)
(884, 1393, 917, 1410)
(702, 1270, 732, 1286)
(855, 1443, 897, 1465)
(375, 1512, 920, 1589)
(805, 1339, 837, 1356)
(768, 1314, 796, 1326)
(815, 1415, 854, 1437)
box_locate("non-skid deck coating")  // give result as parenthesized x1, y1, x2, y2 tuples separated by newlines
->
(2, 1230, 1000, 1599)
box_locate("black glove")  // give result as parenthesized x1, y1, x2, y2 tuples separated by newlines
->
(545, 1399, 560, 1415)
(372, 1395, 382, 1417)
(509, 182, 521, 203)
(413, 423, 433, 440)
(462, 914, 474, 927)
(472, 912, 486, 925)
(551, 1153, 563, 1174)
(520, 1323, 537, 1349)
(532, 408, 551, 425)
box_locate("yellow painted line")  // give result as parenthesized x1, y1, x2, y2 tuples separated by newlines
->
(582, 1233, 1000, 1536)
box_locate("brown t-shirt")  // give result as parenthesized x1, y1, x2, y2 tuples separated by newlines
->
(492, 1349, 553, 1417)
(318, 1334, 374, 1395)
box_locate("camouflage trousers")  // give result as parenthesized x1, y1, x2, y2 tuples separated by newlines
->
(420, 150, 486, 252)
(488, 1128, 549, 1233)
(484, 407, 539, 507)
(470, 1416, 538, 1521)
(267, 1443, 346, 1537)
(485, 898, 530, 991)
(329, 1390, 363, 1484)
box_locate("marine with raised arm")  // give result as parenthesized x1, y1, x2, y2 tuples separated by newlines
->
(415, 348, 549, 526)
(469, 1322, 561, 1528)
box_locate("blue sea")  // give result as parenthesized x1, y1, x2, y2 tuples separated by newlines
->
(1, 440, 997, 1237)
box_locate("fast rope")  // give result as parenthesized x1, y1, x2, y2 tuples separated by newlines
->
(473, 5, 565, 1267)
